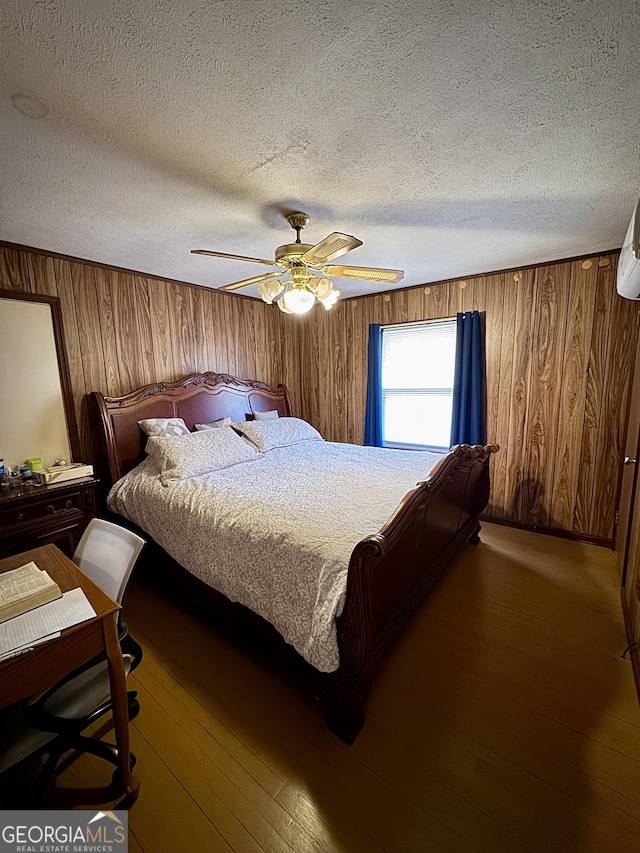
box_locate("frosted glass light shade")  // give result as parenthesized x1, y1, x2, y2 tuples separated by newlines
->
(281, 286, 315, 314)
(319, 288, 340, 310)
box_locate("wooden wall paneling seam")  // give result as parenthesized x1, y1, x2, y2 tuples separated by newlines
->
(132, 274, 156, 388)
(211, 290, 229, 377)
(306, 308, 321, 429)
(381, 290, 394, 326)
(481, 275, 505, 516)
(110, 272, 150, 394)
(189, 286, 208, 374)
(491, 274, 516, 518)
(236, 291, 255, 381)
(573, 258, 615, 533)
(96, 270, 122, 397)
(268, 309, 285, 406)
(279, 309, 295, 415)
(220, 294, 236, 376)
(292, 316, 308, 418)
(522, 263, 571, 528)
(244, 299, 259, 383)
(168, 282, 198, 378)
(549, 260, 598, 532)
(201, 290, 218, 374)
(251, 296, 272, 388)
(148, 278, 176, 383)
(396, 289, 409, 324)
(0, 247, 30, 292)
(343, 302, 355, 445)
(430, 282, 449, 319)
(349, 300, 366, 445)
(229, 297, 244, 379)
(504, 268, 537, 521)
(25, 252, 58, 297)
(583, 257, 617, 533)
(406, 287, 424, 323)
(332, 303, 347, 444)
(69, 262, 109, 461)
(294, 314, 307, 419)
(316, 307, 331, 440)
(447, 278, 463, 316)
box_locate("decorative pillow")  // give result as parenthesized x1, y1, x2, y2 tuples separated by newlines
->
(145, 428, 257, 485)
(195, 417, 232, 430)
(232, 417, 323, 452)
(138, 417, 190, 438)
(253, 409, 280, 421)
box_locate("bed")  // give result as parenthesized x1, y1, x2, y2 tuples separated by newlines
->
(90, 372, 497, 742)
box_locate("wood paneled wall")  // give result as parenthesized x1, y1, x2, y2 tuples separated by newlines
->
(294, 254, 639, 543)
(0, 245, 302, 466)
(1, 243, 637, 543)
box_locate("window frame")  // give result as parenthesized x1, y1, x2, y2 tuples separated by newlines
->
(380, 317, 457, 453)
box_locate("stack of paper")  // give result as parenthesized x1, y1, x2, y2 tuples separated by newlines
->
(0, 587, 97, 661)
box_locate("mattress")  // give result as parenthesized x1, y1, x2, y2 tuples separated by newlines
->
(108, 439, 441, 672)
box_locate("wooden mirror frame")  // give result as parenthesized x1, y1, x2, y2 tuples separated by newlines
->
(0, 288, 81, 462)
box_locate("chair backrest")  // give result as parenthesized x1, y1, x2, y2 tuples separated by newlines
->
(72, 519, 145, 604)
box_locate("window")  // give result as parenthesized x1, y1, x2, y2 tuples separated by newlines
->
(381, 318, 457, 451)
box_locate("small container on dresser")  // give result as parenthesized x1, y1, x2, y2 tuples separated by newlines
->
(0, 476, 99, 559)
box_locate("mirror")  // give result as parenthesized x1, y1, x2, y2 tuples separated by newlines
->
(0, 289, 80, 470)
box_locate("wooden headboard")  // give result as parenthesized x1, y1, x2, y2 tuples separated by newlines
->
(90, 372, 291, 486)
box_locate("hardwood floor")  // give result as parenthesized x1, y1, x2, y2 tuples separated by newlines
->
(37, 524, 640, 850)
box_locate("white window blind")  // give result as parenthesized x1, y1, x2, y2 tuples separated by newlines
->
(381, 318, 457, 450)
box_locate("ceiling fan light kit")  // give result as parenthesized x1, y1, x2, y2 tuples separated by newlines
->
(192, 212, 404, 315)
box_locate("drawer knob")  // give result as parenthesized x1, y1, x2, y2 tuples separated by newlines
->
(47, 500, 74, 514)
(17, 512, 23, 520)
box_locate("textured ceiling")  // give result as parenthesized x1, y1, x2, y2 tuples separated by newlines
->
(1, 0, 639, 299)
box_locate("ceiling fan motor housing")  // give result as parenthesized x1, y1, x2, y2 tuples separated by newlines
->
(275, 243, 314, 263)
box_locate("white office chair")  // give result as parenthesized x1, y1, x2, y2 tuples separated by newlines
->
(0, 519, 145, 804)
(73, 518, 146, 605)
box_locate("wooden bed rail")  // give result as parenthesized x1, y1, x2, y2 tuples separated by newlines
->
(317, 444, 499, 742)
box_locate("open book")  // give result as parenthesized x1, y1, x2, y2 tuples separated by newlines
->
(0, 561, 63, 623)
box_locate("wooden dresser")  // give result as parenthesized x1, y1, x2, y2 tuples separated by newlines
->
(0, 477, 98, 560)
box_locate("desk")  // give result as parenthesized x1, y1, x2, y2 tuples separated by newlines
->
(0, 544, 138, 800)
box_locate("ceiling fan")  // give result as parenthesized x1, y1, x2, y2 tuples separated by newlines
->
(191, 212, 404, 314)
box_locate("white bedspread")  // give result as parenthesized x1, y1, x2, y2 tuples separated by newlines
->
(107, 440, 441, 672)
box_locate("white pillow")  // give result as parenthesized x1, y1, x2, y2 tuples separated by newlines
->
(138, 417, 190, 438)
(195, 417, 232, 430)
(232, 417, 323, 452)
(253, 409, 279, 421)
(145, 428, 257, 485)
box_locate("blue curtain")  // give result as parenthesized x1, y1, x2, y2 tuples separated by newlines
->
(450, 311, 485, 447)
(364, 324, 383, 446)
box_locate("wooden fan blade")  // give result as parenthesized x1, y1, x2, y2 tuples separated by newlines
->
(322, 264, 405, 284)
(218, 272, 283, 292)
(191, 249, 277, 267)
(301, 232, 363, 265)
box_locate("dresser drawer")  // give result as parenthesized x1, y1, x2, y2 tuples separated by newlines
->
(0, 491, 82, 529)
(0, 479, 99, 559)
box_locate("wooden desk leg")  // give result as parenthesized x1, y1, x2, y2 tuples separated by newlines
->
(103, 614, 140, 800)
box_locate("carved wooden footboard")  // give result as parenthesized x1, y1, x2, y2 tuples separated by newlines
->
(315, 443, 497, 742)
(90, 373, 497, 743)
